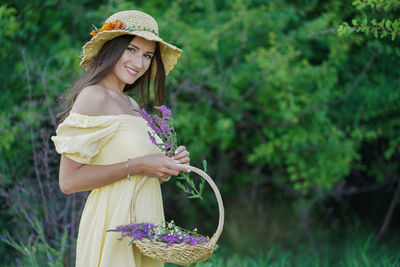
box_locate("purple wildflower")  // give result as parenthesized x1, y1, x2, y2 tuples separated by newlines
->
(198, 236, 207, 244)
(139, 109, 146, 119)
(66, 223, 72, 233)
(153, 115, 172, 135)
(148, 133, 157, 145)
(110, 222, 207, 247)
(46, 255, 56, 262)
(136, 106, 204, 199)
(138, 106, 177, 153)
(155, 105, 172, 119)
(164, 143, 173, 151)
(139, 109, 155, 126)
(154, 126, 162, 135)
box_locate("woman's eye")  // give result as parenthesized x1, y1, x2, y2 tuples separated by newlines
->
(127, 47, 135, 52)
(144, 54, 153, 59)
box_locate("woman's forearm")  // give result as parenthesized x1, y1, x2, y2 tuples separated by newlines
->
(59, 153, 187, 194)
(59, 155, 144, 194)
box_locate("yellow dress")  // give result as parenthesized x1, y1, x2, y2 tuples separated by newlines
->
(51, 112, 165, 267)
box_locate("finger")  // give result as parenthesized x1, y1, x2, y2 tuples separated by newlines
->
(161, 162, 180, 174)
(174, 145, 186, 155)
(171, 158, 181, 165)
(173, 151, 189, 161)
(166, 153, 184, 164)
(165, 167, 180, 176)
(180, 158, 190, 164)
(175, 163, 192, 173)
(165, 156, 180, 165)
(165, 162, 186, 174)
(155, 172, 166, 179)
(174, 157, 190, 164)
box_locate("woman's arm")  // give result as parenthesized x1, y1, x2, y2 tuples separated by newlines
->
(59, 153, 188, 194)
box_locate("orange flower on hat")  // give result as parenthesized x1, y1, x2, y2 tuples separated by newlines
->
(90, 20, 125, 37)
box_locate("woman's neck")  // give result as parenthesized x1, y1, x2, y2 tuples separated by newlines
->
(98, 72, 126, 95)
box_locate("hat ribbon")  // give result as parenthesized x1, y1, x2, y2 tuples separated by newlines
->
(90, 20, 158, 37)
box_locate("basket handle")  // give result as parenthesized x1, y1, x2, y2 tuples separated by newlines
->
(130, 165, 225, 246)
(185, 165, 225, 246)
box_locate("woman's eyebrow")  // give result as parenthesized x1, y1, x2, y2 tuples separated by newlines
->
(128, 44, 154, 54)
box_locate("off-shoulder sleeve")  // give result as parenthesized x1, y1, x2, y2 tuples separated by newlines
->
(51, 113, 121, 164)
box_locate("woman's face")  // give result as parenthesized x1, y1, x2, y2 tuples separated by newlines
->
(111, 36, 156, 84)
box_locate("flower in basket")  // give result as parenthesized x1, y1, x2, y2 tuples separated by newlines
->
(138, 105, 206, 199)
(107, 220, 208, 248)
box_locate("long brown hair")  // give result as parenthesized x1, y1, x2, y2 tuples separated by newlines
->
(58, 34, 166, 122)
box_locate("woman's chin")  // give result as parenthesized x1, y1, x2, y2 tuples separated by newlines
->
(123, 76, 139, 85)
(119, 71, 145, 85)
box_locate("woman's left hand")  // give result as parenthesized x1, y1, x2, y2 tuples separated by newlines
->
(161, 146, 191, 183)
(170, 145, 190, 165)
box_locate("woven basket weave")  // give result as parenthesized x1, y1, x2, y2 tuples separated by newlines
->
(130, 165, 224, 266)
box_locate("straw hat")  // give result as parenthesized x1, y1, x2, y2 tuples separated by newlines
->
(80, 10, 182, 80)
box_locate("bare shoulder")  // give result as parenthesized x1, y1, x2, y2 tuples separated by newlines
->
(71, 85, 109, 115)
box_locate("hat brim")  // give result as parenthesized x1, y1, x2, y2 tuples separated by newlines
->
(80, 30, 182, 80)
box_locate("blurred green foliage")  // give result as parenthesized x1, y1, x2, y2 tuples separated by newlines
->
(0, 0, 399, 265)
(338, 0, 400, 40)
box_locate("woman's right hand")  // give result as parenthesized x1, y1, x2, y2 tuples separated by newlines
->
(132, 153, 190, 180)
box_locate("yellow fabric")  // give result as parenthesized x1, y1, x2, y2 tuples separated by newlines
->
(51, 112, 164, 267)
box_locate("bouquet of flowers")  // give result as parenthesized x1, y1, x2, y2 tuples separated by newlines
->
(139, 105, 205, 199)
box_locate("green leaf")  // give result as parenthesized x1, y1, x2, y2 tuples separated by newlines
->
(202, 160, 208, 172)
(188, 178, 195, 188)
(176, 181, 189, 192)
(199, 181, 205, 195)
(362, 18, 368, 25)
(385, 20, 392, 29)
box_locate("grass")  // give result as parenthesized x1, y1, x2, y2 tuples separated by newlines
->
(165, 237, 400, 267)
(166, 196, 400, 267)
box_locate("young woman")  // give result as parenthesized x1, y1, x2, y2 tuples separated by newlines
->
(51, 10, 189, 267)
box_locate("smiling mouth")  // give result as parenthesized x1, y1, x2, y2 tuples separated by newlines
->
(125, 66, 139, 76)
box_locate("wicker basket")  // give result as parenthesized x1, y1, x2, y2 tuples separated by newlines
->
(130, 165, 224, 266)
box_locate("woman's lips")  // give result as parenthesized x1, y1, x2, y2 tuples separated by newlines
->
(125, 66, 139, 76)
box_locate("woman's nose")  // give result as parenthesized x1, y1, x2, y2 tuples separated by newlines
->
(132, 53, 143, 69)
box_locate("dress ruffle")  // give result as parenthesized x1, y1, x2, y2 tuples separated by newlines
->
(51, 112, 121, 164)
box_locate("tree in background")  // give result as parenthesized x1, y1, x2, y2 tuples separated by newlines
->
(338, 0, 400, 40)
(338, 0, 400, 242)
